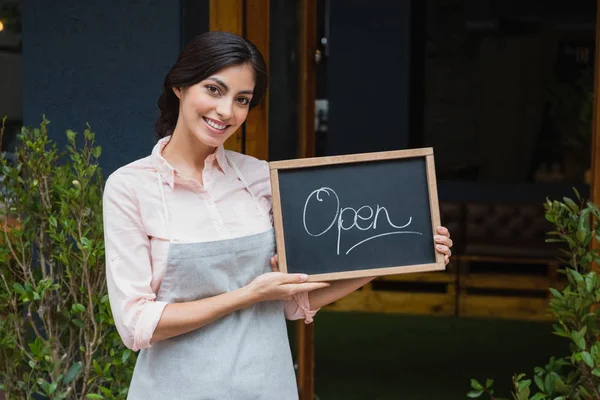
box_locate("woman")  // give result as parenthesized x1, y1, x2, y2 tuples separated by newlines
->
(103, 31, 453, 399)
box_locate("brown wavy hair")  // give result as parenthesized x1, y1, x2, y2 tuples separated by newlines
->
(155, 31, 268, 138)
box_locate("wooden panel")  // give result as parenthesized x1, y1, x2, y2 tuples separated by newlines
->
(209, 0, 243, 153)
(460, 274, 553, 291)
(245, 0, 270, 160)
(296, 321, 314, 400)
(296, 2, 317, 398)
(325, 287, 456, 316)
(297, 0, 317, 158)
(379, 261, 456, 283)
(459, 294, 551, 321)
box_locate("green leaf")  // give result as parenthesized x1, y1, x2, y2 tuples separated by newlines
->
(470, 379, 484, 390)
(66, 129, 77, 143)
(93, 359, 102, 376)
(530, 394, 546, 400)
(563, 197, 579, 212)
(92, 146, 102, 158)
(467, 390, 484, 398)
(121, 349, 131, 364)
(585, 273, 597, 292)
(581, 351, 594, 368)
(549, 288, 563, 299)
(485, 378, 494, 388)
(63, 362, 82, 384)
(72, 303, 86, 314)
(534, 375, 545, 391)
(81, 237, 91, 248)
(86, 395, 104, 399)
(569, 270, 584, 283)
(592, 368, 600, 377)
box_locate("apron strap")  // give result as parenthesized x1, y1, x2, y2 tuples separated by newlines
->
(156, 171, 173, 242)
(225, 154, 270, 224)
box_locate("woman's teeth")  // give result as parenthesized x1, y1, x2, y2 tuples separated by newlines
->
(204, 118, 227, 130)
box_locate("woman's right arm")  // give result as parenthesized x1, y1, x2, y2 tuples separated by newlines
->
(152, 271, 328, 343)
(103, 173, 328, 350)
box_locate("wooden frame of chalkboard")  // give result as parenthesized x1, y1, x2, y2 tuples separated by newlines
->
(269, 148, 445, 281)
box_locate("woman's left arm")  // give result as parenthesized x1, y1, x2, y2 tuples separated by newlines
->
(306, 226, 453, 310)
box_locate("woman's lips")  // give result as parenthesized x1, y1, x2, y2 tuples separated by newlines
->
(203, 117, 229, 135)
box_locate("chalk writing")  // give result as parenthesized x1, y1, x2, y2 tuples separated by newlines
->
(303, 187, 422, 255)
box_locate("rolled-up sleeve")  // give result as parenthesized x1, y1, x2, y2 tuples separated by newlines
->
(284, 293, 319, 324)
(103, 172, 168, 351)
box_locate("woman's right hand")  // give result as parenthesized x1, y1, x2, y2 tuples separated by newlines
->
(246, 272, 330, 303)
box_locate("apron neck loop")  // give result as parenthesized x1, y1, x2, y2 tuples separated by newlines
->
(156, 171, 173, 242)
(225, 154, 270, 224)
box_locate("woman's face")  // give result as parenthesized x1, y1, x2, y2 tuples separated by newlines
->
(173, 63, 255, 148)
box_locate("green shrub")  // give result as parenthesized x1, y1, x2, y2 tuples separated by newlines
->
(0, 116, 135, 399)
(468, 190, 600, 400)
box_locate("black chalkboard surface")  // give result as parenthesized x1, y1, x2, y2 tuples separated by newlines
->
(269, 148, 444, 281)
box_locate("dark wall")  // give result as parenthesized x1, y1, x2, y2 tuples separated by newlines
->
(326, 0, 419, 155)
(182, 0, 209, 47)
(22, 0, 181, 175)
(268, 0, 300, 161)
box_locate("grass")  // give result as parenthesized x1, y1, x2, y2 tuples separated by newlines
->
(299, 311, 565, 400)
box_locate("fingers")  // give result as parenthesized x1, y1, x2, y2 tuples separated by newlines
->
(444, 254, 449, 265)
(286, 282, 330, 294)
(270, 256, 279, 272)
(279, 273, 309, 284)
(434, 235, 453, 248)
(436, 226, 450, 238)
(435, 244, 452, 257)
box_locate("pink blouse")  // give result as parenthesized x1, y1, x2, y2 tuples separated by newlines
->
(103, 137, 317, 351)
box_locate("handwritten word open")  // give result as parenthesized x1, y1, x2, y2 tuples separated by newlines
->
(302, 187, 423, 255)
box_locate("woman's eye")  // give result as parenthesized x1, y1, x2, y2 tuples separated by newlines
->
(237, 97, 250, 106)
(206, 85, 220, 95)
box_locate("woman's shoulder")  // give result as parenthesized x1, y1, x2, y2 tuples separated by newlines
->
(223, 150, 267, 170)
(224, 150, 268, 178)
(104, 155, 157, 195)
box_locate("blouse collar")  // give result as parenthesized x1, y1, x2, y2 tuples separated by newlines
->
(151, 136, 230, 188)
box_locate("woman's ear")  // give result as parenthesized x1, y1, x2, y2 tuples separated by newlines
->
(172, 87, 182, 99)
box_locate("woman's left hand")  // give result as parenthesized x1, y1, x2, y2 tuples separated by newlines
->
(434, 226, 453, 265)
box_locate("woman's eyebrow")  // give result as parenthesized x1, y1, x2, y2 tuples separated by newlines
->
(207, 77, 254, 95)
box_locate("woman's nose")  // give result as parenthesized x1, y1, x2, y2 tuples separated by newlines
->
(215, 99, 233, 120)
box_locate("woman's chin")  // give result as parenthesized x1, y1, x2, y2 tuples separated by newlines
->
(194, 130, 229, 148)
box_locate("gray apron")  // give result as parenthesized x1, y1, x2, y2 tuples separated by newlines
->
(127, 156, 298, 400)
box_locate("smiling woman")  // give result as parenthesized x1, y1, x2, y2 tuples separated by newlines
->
(101, 30, 453, 399)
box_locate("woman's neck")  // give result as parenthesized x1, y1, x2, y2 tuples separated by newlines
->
(162, 125, 215, 181)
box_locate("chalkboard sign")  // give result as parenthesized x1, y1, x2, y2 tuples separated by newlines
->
(269, 148, 444, 281)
